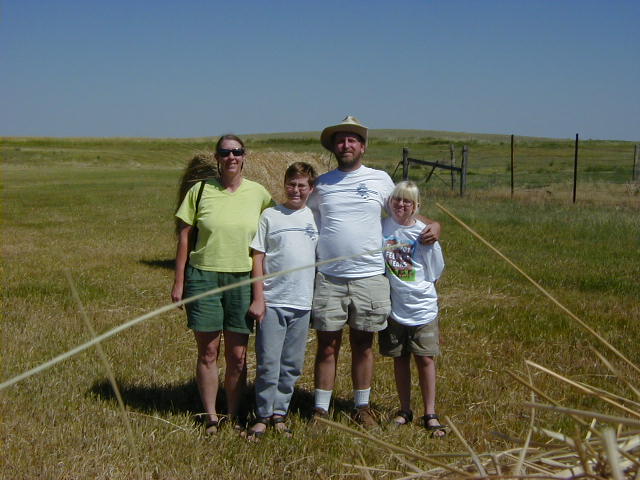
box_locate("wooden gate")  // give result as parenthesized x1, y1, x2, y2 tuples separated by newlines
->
(397, 146, 468, 196)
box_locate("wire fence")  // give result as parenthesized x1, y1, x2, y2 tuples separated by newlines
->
(395, 137, 639, 198)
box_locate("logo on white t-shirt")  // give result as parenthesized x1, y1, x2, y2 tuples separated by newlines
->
(356, 183, 372, 199)
(384, 238, 417, 282)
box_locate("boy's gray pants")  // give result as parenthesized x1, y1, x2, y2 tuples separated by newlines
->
(254, 306, 310, 418)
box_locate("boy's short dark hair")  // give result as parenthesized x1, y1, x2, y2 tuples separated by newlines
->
(284, 162, 317, 187)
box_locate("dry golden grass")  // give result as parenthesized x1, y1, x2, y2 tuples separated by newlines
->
(2, 141, 638, 479)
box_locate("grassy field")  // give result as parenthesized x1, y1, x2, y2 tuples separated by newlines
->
(2, 133, 639, 479)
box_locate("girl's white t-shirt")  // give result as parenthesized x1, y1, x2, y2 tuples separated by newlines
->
(382, 217, 445, 326)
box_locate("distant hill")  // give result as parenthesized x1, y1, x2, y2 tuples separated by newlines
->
(3, 128, 637, 144)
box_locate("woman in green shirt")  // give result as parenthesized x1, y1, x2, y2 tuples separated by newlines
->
(172, 134, 272, 434)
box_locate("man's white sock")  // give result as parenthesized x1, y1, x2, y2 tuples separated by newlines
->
(314, 389, 332, 412)
(354, 388, 371, 408)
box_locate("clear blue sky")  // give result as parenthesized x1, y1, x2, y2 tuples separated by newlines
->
(2, 0, 638, 140)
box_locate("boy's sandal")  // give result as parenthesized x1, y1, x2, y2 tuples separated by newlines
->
(391, 410, 413, 426)
(422, 414, 448, 438)
(246, 417, 270, 441)
(272, 416, 292, 436)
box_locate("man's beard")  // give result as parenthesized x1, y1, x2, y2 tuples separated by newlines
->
(336, 150, 363, 170)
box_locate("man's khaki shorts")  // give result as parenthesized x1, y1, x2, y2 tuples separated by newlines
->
(379, 317, 440, 357)
(312, 272, 391, 332)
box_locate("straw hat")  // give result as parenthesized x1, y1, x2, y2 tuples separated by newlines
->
(320, 115, 368, 151)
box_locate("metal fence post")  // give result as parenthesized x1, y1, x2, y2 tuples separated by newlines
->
(510, 134, 515, 198)
(573, 134, 579, 204)
(461, 145, 468, 197)
(450, 144, 456, 191)
(402, 147, 409, 180)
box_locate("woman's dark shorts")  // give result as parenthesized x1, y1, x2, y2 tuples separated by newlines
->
(184, 266, 253, 334)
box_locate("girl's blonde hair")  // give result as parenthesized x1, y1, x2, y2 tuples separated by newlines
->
(390, 180, 420, 215)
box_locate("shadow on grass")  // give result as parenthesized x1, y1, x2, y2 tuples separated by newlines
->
(89, 379, 201, 418)
(89, 380, 354, 423)
(140, 258, 175, 270)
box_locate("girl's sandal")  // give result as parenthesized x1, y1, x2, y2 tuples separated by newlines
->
(391, 410, 413, 427)
(272, 415, 292, 437)
(422, 413, 448, 438)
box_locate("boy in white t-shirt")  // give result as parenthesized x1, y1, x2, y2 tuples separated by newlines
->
(246, 162, 318, 438)
(379, 181, 447, 437)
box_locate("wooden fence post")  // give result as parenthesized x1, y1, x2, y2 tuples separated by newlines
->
(634, 144, 639, 182)
(510, 134, 515, 198)
(461, 145, 468, 197)
(573, 133, 579, 204)
(450, 144, 456, 191)
(402, 147, 409, 181)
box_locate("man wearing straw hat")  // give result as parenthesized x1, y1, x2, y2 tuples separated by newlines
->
(309, 115, 441, 428)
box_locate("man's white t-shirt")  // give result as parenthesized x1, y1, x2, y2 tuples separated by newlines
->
(250, 205, 318, 310)
(308, 165, 395, 278)
(382, 217, 445, 326)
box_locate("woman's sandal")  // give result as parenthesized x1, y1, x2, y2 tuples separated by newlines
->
(204, 418, 219, 436)
(422, 413, 448, 438)
(272, 415, 292, 437)
(391, 410, 413, 427)
(246, 417, 270, 441)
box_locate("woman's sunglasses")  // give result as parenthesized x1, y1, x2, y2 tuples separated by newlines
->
(217, 148, 245, 157)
